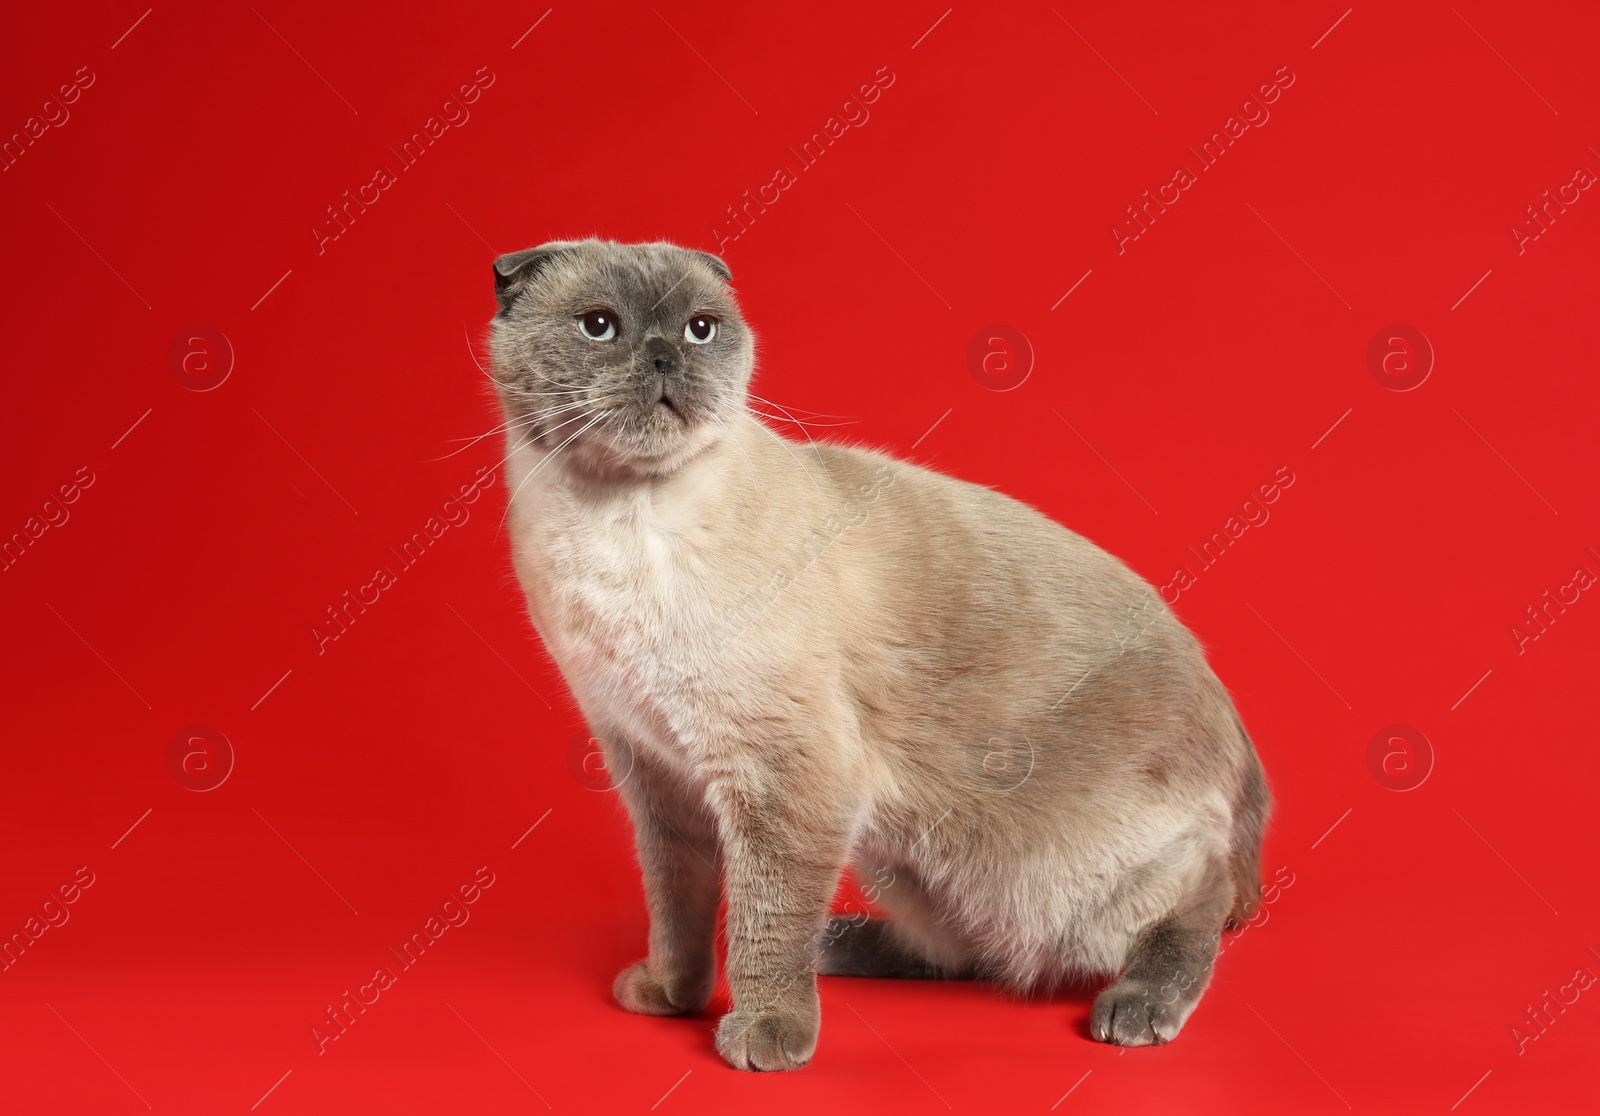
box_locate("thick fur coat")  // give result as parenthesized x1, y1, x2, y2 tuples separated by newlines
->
(488, 239, 1269, 1071)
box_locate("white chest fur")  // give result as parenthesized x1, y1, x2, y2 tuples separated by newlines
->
(508, 454, 730, 771)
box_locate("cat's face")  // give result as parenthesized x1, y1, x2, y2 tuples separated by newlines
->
(489, 239, 753, 478)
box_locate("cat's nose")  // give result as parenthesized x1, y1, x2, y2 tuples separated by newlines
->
(645, 339, 679, 376)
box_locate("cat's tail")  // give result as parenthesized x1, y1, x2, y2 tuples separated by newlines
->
(1225, 716, 1271, 928)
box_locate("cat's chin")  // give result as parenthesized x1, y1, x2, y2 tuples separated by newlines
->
(571, 418, 725, 481)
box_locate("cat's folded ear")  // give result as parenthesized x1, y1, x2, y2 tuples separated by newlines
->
(493, 242, 579, 316)
(691, 250, 733, 283)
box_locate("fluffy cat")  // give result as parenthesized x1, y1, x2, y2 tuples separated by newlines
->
(487, 239, 1269, 1071)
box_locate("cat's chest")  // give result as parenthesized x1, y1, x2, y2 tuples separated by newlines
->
(515, 488, 725, 746)
(545, 517, 700, 657)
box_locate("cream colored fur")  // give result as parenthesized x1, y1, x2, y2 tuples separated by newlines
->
(490, 239, 1267, 1069)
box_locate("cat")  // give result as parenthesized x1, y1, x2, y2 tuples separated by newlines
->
(487, 239, 1269, 1071)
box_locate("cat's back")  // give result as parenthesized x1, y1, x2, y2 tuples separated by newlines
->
(806, 435, 1185, 651)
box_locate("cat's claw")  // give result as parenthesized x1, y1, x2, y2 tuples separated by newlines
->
(1089, 980, 1185, 1046)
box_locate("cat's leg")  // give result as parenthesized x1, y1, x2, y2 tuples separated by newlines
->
(816, 917, 959, 978)
(1089, 856, 1233, 1046)
(610, 742, 722, 1017)
(711, 765, 855, 1072)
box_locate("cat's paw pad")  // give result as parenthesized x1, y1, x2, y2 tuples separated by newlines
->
(1089, 980, 1183, 1046)
(612, 960, 710, 1016)
(714, 1007, 818, 1071)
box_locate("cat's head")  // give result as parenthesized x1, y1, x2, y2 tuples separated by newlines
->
(488, 239, 752, 479)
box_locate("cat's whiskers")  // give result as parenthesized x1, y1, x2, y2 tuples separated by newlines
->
(433, 408, 557, 462)
(709, 411, 759, 477)
(468, 407, 605, 518)
(497, 408, 609, 538)
(528, 398, 600, 424)
(744, 409, 826, 492)
(465, 327, 555, 395)
(745, 395, 838, 482)
(745, 392, 854, 424)
(463, 325, 507, 389)
(467, 325, 596, 419)
(516, 385, 590, 397)
(522, 405, 605, 445)
(746, 408, 856, 430)
(745, 393, 838, 476)
(441, 390, 601, 462)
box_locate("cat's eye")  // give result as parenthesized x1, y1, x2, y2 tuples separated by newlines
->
(579, 310, 618, 341)
(684, 315, 718, 345)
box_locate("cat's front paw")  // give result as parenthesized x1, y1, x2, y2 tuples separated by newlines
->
(1089, 979, 1186, 1046)
(613, 959, 712, 1016)
(714, 1005, 819, 1071)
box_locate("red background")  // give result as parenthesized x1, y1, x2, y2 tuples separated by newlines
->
(3, 2, 1597, 1112)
